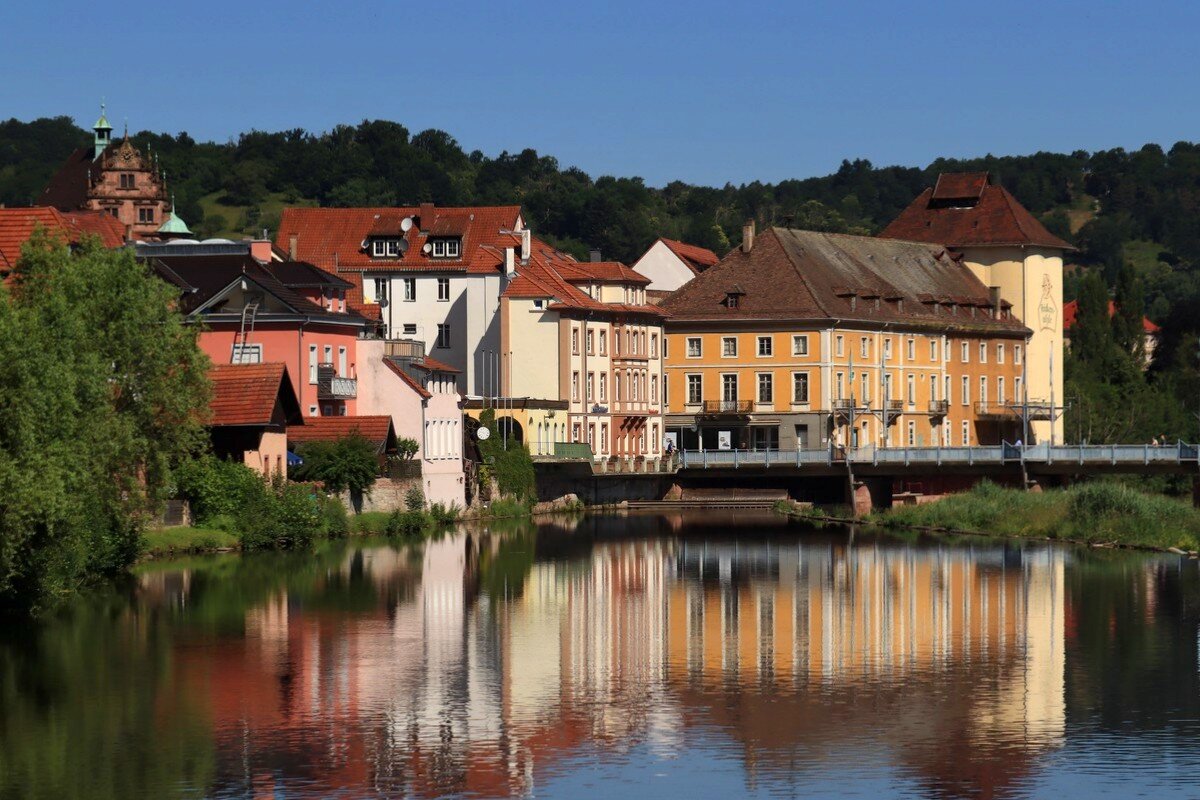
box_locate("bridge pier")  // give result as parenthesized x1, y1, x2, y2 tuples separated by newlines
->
(851, 477, 893, 517)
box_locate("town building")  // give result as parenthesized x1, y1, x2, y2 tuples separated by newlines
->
(0, 206, 125, 278)
(139, 240, 371, 417)
(880, 172, 1071, 442)
(276, 204, 525, 396)
(1063, 299, 1160, 366)
(631, 237, 720, 294)
(207, 362, 303, 478)
(40, 106, 175, 239)
(499, 240, 667, 461)
(285, 415, 398, 464)
(660, 225, 1029, 452)
(356, 339, 466, 508)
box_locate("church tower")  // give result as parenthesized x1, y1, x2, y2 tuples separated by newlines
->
(93, 103, 112, 160)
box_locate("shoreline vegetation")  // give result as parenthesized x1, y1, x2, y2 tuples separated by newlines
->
(775, 481, 1200, 554)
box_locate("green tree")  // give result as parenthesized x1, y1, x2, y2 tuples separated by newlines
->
(292, 433, 379, 496)
(0, 232, 209, 613)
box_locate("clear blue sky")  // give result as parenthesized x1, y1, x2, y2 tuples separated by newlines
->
(2, 0, 1197, 187)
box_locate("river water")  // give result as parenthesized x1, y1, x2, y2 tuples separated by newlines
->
(2, 511, 1200, 799)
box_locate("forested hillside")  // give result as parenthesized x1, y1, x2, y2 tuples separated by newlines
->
(5, 115, 1200, 445)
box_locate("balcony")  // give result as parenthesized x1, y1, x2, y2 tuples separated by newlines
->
(382, 339, 425, 359)
(976, 401, 1054, 421)
(317, 363, 357, 400)
(928, 399, 949, 417)
(701, 399, 753, 415)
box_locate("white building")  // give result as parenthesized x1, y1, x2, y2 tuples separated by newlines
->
(630, 236, 720, 294)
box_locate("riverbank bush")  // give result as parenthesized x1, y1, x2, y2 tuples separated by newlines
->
(237, 479, 323, 551)
(477, 409, 536, 501)
(174, 455, 265, 524)
(385, 510, 426, 537)
(142, 525, 239, 557)
(872, 481, 1200, 550)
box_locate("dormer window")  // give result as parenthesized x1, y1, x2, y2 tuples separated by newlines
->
(371, 238, 403, 258)
(430, 238, 461, 258)
(726, 293, 739, 308)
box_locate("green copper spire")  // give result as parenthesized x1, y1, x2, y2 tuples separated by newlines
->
(92, 101, 113, 160)
(157, 196, 193, 237)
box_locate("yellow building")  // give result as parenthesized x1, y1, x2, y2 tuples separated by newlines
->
(660, 225, 1029, 451)
(881, 172, 1072, 443)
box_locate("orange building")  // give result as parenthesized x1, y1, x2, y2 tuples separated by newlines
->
(660, 225, 1031, 451)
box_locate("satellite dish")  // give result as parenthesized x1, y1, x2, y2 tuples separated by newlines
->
(360, 239, 368, 249)
(400, 217, 413, 232)
(477, 427, 491, 441)
(422, 243, 432, 254)
(379, 298, 389, 309)
(399, 239, 409, 254)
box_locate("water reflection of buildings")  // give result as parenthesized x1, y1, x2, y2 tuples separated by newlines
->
(141, 524, 1067, 799)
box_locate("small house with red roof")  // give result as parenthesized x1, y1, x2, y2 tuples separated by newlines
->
(208, 362, 303, 477)
(880, 172, 1072, 443)
(286, 415, 398, 456)
(499, 239, 668, 462)
(276, 203, 525, 397)
(0, 206, 125, 281)
(1062, 299, 1161, 365)
(631, 237, 721, 295)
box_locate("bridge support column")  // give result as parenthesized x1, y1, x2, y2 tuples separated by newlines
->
(850, 477, 893, 517)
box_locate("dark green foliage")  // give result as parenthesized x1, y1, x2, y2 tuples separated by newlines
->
(291, 433, 379, 495)
(404, 486, 425, 511)
(173, 454, 264, 524)
(385, 510, 426, 537)
(476, 409, 536, 501)
(237, 479, 322, 551)
(395, 436, 419, 460)
(317, 494, 350, 538)
(0, 234, 209, 614)
(428, 502, 460, 525)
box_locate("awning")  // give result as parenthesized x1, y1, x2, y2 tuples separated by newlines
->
(287, 451, 304, 466)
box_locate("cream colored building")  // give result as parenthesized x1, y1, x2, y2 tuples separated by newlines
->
(881, 172, 1072, 443)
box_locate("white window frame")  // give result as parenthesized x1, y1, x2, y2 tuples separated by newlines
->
(437, 277, 450, 302)
(836, 335, 844, 358)
(757, 335, 773, 357)
(961, 376, 969, 405)
(686, 337, 702, 358)
(372, 240, 386, 258)
(997, 343, 1005, 364)
(722, 336, 738, 358)
(686, 373, 703, 405)
(403, 278, 416, 302)
(757, 372, 773, 404)
(961, 341, 969, 363)
(979, 342, 987, 363)
(792, 335, 809, 356)
(231, 343, 262, 364)
(436, 323, 451, 349)
(792, 372, 809, 404)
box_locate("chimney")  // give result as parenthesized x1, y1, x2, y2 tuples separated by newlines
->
(250, 239, 273, 263)
(419, 202, 434, 232)
(504, 246, 516, 276)
(589, 248, 602, 263)
(989, 286, 1002, 316)
(288, 233, 298, 261)
(124, 224, 133, 243)
(742, 220, 755, 253)
(520, 229, 531, 263)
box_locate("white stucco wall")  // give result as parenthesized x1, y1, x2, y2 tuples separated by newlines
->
(631, 240, 696, 292)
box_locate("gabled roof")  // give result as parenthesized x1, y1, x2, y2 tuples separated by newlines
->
(658, 237, 720, 274)
(880, 172, 1074, 251)
(275, 205, 523, 307)
(1062, 299, 1160, 334)
(0, 207, 125, 273)
(661, 227, 1028, 335)
(40, 147, 95, 210)
(286, 415, 397, 453)
(556, 261, 651, 285)
(409, 355, 460, 374)
(208, 362, 302, 427)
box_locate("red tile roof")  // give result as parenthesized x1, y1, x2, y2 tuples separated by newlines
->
(1062, 299, 1160, 334)
(880, 172, 1074, 251)
(209, 363, 301, 426)
(0, 207, 125, 273)
(661, 227, 1028, 336)
(275, 205, 523, 306)
(384, 359, 432, 400)
(411, 355, 460, 374)
(658, 237, 720, 274)
(286, 415, 397, 452)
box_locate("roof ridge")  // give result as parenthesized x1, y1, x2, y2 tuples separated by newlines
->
(770, 229, 836, 318)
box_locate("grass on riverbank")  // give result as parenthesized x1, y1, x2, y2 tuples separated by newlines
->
(870, 481, 1200, 551)
(143, 526, 240, 557)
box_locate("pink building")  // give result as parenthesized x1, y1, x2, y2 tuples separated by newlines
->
(142, 242, 374, 417)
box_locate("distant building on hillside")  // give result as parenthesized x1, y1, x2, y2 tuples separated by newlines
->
(631, 237, 720, 295)
(1062, 299, 1161, 366)
(40, 105, 189, 239)
(880, 172, 1074, 443)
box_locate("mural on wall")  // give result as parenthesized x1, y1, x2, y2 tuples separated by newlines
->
(1038, 273, 1058, 333)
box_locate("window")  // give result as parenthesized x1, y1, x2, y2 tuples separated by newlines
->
(980, 376, 988, 407)
(373, 278, 388, 303)
(324, 345, 333, 366)
(600, 423, 609, 453)
(860, 337, 869, 358)
(572, 371, 580, 401)
(979, 342, 987, 363)
(998, 376, 1006, 404)
(386, 239, 401, 257)
(402, 323, 417, 336)
(836, 335, 844, 357)
(945, 375, 952, 405)
(324, 405, 332, 416)
(687, 337, 701, 358)
(651, 333, 658, 357)
(687, 374, 702, 405)
(757, 373, 773, 404)
(137, 207, 155, 223)
(372, 240, 386, 257)
(572, 328, 579, 355)
(403, 278, 416, 301)
(930, 339, 938, 361)
(431, 238, 461, 258)
(587, 372, 594, 402)
(437, 278, 450, 301)
(997, 343, 1005, 364)
(651, 374, 658, 404)
(884, 338, 892, 361)
(1016, 376, 1024, 401)
(961, 420, 970, 446)
(758, 336, 773, 357)
(435, 323, 451, 348)
(961, 376, 969, 405)
(793, 335, 809, 356)
(835, 372, 844, 400)
(722, 337, 737, 357)
(907, 338, 915, 360)
(961, 341, 969, 362)
(930, 374, 938, 402)
(119, 173, 134, 189)
(231, 343, 262, 364)
(907, 374, 915, 405)
(907, 420, 916, 446)
(308, 405, 318, 417)
(600, 330, 607, 355)
(861, 372, 870, 403)
(572, 423, 581, 442)
(1015, 345, 1023, 366)
(725, 293, 739, 308)
(338, 346, 347, 378)
(722, 374, 738, 402)
(792, 372, 810, 404)
(587, 330, 594, 354)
